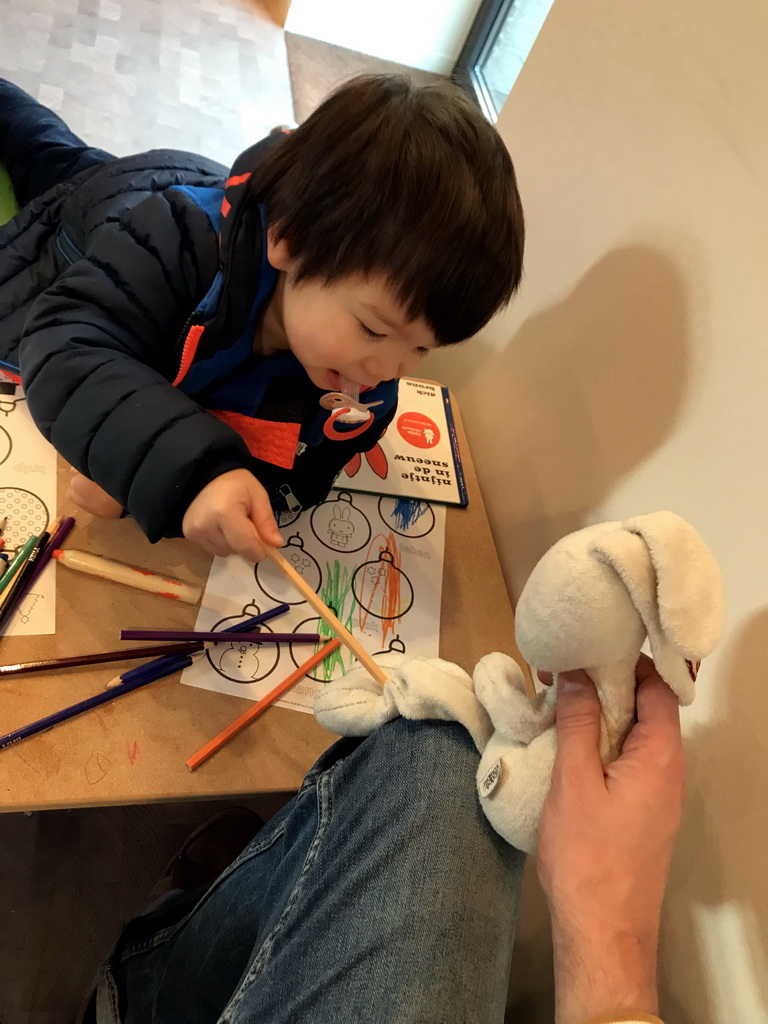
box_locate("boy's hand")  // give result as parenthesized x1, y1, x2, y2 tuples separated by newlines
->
(182, 469, 283, 563)
(537, 655, 685, 1024)
(68, 470, 124, 519)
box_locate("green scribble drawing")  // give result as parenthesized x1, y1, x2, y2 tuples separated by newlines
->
(318, 560, 357, 681)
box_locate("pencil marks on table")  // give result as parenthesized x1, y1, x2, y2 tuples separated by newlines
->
(85, 752, 112, 785)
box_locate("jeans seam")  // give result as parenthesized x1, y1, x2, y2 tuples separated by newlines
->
(219, 766, 335, 1022)
(117, 821, 290, 961)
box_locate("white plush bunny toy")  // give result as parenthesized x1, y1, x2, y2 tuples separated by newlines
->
(315, 511, 725, 853)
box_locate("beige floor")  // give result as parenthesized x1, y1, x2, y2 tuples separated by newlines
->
(0, 8, 545, 1021)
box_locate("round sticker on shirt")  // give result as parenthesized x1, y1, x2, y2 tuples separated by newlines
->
(396, 412, 440, 449)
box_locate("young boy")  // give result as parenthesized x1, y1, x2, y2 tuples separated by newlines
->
(0, 75, 524, 562)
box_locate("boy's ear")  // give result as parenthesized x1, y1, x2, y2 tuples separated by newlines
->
(266, 227, 292, 271)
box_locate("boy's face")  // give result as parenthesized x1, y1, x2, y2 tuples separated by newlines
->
(267, 235, 438, 392)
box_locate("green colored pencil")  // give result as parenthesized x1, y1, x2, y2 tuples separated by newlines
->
(0, 534, 38, 596)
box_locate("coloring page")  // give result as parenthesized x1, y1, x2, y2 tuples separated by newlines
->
(182, 489, 446, 714)
(0, 378, 57, 636)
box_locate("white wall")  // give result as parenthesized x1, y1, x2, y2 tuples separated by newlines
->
(285, 0, 483, 73)
(425, 0, 768, 1019)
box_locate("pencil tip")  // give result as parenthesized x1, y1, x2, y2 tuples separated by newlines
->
(105, 675, 122, 689)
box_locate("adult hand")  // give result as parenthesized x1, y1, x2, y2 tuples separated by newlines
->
(537, 655, 685, 1024)
(68, 469, 124, 518)
(182, 469, 283, 563)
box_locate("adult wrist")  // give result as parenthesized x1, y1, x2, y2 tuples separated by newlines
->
(578, 1015, 664, 1024)
(552, 926, 659, 1024)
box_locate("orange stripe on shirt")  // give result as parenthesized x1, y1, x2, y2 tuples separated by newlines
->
(211, 410, 300, 470)
(221, 196, 231, 218)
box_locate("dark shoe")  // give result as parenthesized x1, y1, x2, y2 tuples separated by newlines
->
(159, 806, 264, 893)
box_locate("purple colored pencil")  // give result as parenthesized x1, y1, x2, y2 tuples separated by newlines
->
(25, 516, 76, 592)
(120, 630, 322, 644)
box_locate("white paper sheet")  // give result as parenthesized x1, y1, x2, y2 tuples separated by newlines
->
(182, 489, 446, 713)
(0, 379, 57, 636)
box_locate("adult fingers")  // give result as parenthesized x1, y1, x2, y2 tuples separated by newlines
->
(635, 670, 683, 737)
(553, 671, 604, 783)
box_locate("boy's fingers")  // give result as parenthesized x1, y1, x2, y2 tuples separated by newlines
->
(553, 671, 604, 780)
(221, 513, 267, 563)
(248, 496, 283, 548)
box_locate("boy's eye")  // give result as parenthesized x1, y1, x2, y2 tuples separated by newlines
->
(358, 319, 385, 339)
(416, 347, 430, 356)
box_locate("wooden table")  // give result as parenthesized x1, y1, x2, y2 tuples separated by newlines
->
(0, 404, 526, 812)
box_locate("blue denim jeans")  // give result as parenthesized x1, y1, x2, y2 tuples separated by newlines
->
(95, 719, 526, 1023)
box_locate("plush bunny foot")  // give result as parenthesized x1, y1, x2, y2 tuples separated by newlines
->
(314, 655, 493, 751)
(472, 653, 557, 853)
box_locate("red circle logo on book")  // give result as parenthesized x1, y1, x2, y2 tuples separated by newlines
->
(396, 411, 440, 449)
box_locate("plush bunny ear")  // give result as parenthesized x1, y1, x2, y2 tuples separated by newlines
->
(589, 511, 725, 704)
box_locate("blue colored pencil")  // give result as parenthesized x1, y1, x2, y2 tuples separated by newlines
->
(0, 604, 292, 749)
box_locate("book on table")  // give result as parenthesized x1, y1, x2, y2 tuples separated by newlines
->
(335, 377, 468, 508)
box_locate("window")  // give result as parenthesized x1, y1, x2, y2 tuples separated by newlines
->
(454, 0, 554, 121)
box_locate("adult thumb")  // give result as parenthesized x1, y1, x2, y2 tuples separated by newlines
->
(553, 671, 603, 777)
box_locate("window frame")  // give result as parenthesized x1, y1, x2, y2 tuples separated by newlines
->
(453, 0, 518, 121)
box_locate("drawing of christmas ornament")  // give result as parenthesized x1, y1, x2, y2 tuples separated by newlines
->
(374, 635, 407, 657)
(204, 603, 280, 684)
(310, 491, 371, 553)
(287, 610, 344, 682)
(0, 426, 10, 466)
(256, 534, 322, 605)
(378, 497, 435, 538)
(0, 488, 49, 558)
(352, 549, 414, 620)
(0, 381, 25, 416)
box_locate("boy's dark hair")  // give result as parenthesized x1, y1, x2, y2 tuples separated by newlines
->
(249, 74, 524, 345)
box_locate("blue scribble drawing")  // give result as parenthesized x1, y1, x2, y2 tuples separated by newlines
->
(392, 500, 430, 531)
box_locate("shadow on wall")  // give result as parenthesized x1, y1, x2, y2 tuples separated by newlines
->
(659, 608, 768, 1023)
(427, 244, 692, 599)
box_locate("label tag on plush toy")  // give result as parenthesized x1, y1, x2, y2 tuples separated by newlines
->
(480, 759, 503, 798)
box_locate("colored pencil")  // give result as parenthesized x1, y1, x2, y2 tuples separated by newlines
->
(106, 604, 291, 688)
(0, 607, 294, 750)
(0, 642, 209, 677)
(24, 516, 74, 593)
(119, 629, 321, 643)
(263, 546, 388, 687)
(185, 638, 341, 771)
(0, 534, 38, 596)
(0, 660, 178, 751)
(53, 549, 202, 604)
(0, 531, 50, 633)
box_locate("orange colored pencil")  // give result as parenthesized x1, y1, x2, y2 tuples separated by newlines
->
(186, 638, 341, 771)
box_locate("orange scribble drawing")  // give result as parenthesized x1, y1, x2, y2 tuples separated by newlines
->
(356, 532, 406, 647)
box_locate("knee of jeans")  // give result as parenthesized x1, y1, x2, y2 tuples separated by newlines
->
(368, 717, 480, 809)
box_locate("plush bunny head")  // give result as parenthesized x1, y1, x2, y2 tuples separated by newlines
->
(514, 510, 725, 760)
(474, 511, 725, 851)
